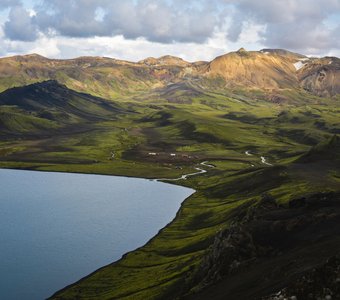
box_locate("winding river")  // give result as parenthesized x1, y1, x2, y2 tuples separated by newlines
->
(0, 169, 194, 300)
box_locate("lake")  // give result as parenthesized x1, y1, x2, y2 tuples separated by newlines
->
(0, 169, 194, 300)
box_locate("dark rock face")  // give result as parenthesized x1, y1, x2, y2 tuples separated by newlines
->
(198, 224, 257, 284)
(187, 192, 340, 300)
(264, 255, 340, 300)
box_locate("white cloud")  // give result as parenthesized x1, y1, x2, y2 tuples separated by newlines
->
(30, 0, 220, 43)
(0, 28, 247, 62)
(225, 0, 340, 53)
(30, 34, 60, 57)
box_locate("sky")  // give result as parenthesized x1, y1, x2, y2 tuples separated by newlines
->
(0, 0, 339, 61)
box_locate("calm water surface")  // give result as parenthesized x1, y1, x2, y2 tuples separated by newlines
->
(0, 169, 193, 300)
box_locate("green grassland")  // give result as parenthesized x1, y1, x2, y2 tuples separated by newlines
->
(0, 80, 339, 299)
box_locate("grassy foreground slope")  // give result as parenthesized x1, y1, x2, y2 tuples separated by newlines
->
(0, 79, 339, 299)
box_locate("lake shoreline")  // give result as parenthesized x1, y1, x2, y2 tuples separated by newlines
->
(0, 167, 195, 300)
(48, 189, 196, 299)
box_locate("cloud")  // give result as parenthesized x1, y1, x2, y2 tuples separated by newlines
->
(4, 5, 38, 41)
(35, 0, 111, 38)
(0, 28, 239, 62)
(30, 0, 220, 43)
(0, 0, 21, 10)
(225, 0, 340, 53)
(0, 0, 339, 58)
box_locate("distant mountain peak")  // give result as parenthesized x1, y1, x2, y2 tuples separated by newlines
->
(15, 53, 49, 62)
(138, 55, 189, 66)
(206, 47, 299, 89)
(25, 53, 46, 58)
(237, 47, 247, 53)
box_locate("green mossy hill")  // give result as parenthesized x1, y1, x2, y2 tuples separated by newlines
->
(297, 134, 340, 163)
(0, 80, 126, 136)
(0, 80, 123, 119)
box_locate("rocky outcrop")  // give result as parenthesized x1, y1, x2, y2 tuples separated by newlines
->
(187, 192, 340, 300)
(194, 194, 278, 287)
(264, 255, 340, 300)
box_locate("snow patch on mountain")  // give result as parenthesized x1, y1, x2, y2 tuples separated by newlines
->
(294, 61, 305, 70)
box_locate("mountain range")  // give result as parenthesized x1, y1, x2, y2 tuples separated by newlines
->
(0, 48, 339, 100)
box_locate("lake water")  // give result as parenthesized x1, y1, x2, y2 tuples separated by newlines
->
(0, 169, 193, 300)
